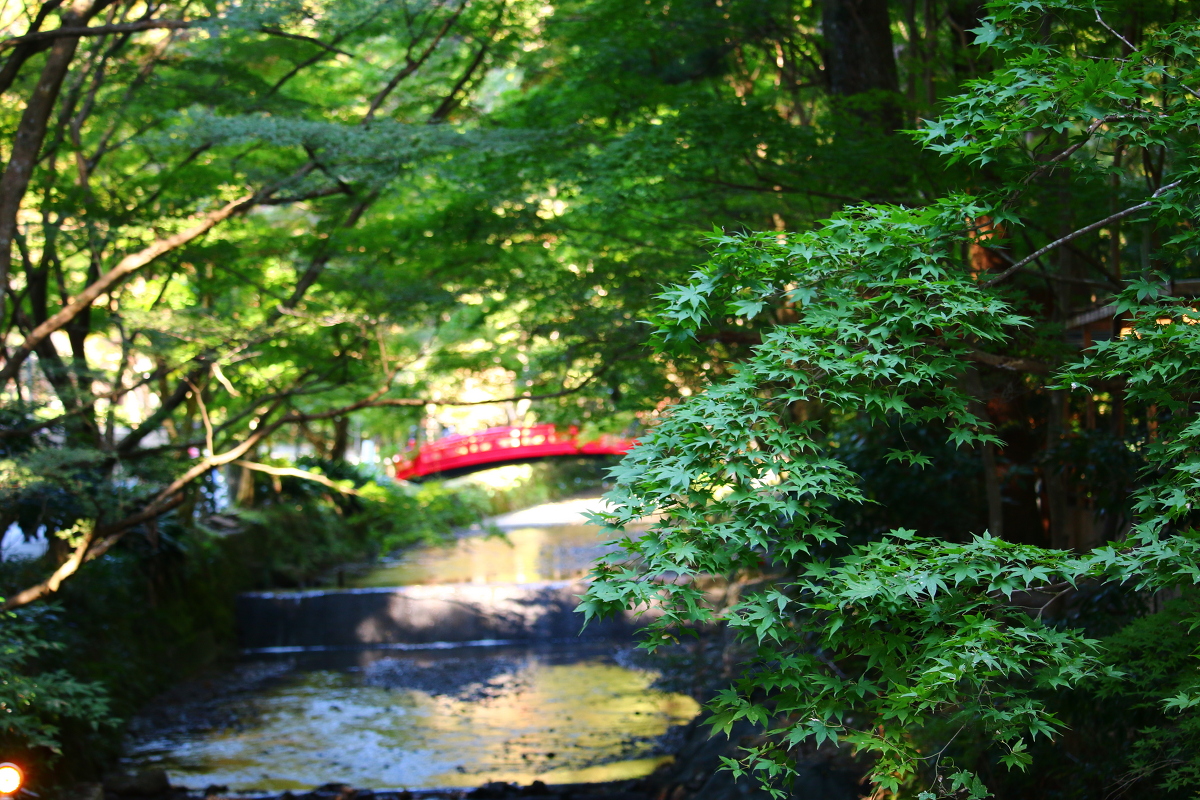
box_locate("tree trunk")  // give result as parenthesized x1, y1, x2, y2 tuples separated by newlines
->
(331, 416, 350, 461)
(0, 1, 97, 328)
(1044, 392, 1071, 550)
(23, 257, 101, 445)
(965, 368, 1003, 538)
(821, 0, 900, 129)
(235, 464, 256, 507)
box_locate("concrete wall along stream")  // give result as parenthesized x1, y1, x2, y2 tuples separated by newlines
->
(237, 581, 640, 651)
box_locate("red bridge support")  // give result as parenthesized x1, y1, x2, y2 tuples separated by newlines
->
(393, 424, 635, 481)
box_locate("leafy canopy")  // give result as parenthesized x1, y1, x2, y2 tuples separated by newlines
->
(581, 1, 1200, 796)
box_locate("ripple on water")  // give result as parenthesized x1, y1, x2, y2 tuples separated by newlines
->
(125, 645, 699, 792)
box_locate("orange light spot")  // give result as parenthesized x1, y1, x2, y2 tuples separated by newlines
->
(0, 763, 23, 794)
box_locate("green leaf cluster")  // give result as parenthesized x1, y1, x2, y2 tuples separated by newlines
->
(581, 1, 1200, 796)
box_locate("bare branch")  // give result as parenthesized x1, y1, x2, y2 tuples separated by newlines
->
(0, 359, 171, 440)
(984, 180, 1182, 287)
(428, 35, 492, 123)
(259, 25, 354, 57)
(2, 526, 94, 608)
(187, 378, 214, 455)
(364, 0, 468, 121)
(1094, 9, 1136, 53)
(2, 493, 186, 609)
(965, 346, 1052, 375)
(0, 19, 192, 51)
(1019, 115, 1125, 187)
(233, 460, 362, 496)
(2, 367, 599, 607)
(0, 0, 65, 93)
(280, 375, 599, 424)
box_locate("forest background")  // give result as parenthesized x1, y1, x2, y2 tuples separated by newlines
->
(0, 0, 1197, 797)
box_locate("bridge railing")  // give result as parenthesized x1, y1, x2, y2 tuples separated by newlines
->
(393, 424, 634, 480)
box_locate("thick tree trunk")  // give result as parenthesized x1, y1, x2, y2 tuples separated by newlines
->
(0, 2, 97, 328)
(821, 0, 900, 129)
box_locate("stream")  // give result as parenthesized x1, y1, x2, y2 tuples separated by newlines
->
(122, 495, 700, 793)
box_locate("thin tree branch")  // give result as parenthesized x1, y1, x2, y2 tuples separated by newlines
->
(2, 367, 599, 608)
(694, 176, 863, 204)
(279, 375, 599, 424)
(1017, 115, 1125, 188)
(0, 19, 191, 50)
(363, 0, 468, 121)
(0, 193, 255, 386)
(983, 180, 1181, 287)
(3, 524, 96, 608)
(965, 346, 1052, 375)
(259, 25, 354, 57)
(187, 378, 214, 454)
(0, 358, 173, 440)
(2, 492, 187, 609)
(1095, 9, 1136, 53)
(0, 0, 64, 93)
(428, 37, 491, 123)
(233, 460, 362, 495)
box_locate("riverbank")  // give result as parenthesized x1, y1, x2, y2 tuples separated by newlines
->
(1, 462, 620, 794)
(97, 714, 865, 800)
(89, 776, 669, 800)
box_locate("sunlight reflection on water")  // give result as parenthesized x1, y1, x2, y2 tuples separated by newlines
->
(127, 646, 698, 792)
(126, 496, 691, 791)
(352, 525, 618, 587)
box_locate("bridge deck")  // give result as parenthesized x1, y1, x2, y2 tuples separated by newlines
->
(393, 424, 634, 481)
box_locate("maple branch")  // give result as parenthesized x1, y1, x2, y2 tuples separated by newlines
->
(984, 180, 1181, 287)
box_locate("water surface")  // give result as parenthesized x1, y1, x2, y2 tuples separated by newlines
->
(352, 496, 635, 587)
(126, 644, 697, 791)
(125, 494, 696, 786)
(125, 495, 693, 791)
(353, 525, 616, 587)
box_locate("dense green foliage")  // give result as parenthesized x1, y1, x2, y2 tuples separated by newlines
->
(581, 1, 1200, 797)
(1, 0, 1199, 795)
(0, 607, 113, 752)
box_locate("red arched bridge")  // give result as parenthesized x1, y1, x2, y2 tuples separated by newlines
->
(392, 424, 637, 481)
